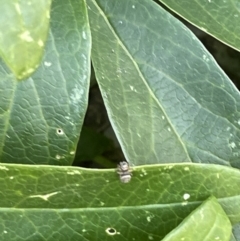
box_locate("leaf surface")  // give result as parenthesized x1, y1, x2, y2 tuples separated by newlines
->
(162, 196, 231, 241)
(0, 163, 239, 240)
(158, 0, 240, 52)
(0, 0, 91, 165)
(88, 0, 240, 168)
(0, 0, 52, 79)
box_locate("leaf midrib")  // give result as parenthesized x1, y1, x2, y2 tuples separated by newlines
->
(90, 0, 191, 162)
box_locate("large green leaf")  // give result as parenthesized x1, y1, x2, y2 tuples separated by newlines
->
(162, 196, 231, 241)
(158, 0, 240, 52)
(0, 0, 91, 165)
(88, 0, 240, 168)
(0, 163, 239, 240)
(0, 0, 52, 79)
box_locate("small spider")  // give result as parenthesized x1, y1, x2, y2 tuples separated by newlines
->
(117, 161, 132, 183)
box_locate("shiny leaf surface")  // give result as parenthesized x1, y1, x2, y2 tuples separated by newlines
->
(158, 0, 240, 52)
(0, 0, 52, 79)
(0, 163, 239, 240)
(0, 0, 91, 165)
(88, 0, 240, 168)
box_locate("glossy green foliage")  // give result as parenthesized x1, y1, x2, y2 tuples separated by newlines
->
(88, 0, 240, 168)
(162, 196, 231, 241)
(0, 163, 238, 240)
(0, 0, 91, 165)
(0, 0, 52, 79)
(158, 0, 240, 52)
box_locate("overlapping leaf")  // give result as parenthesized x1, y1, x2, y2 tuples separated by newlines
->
(0, 0, 91, 165)
(0, 163, 239, 240)
(0, 0, 52, 79)
(162, 196, 231, 241)
(88, 0, 240, 168)
(158, 0, 240, 52)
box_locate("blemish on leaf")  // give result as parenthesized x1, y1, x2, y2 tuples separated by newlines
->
(19, 30, 34, 42)
(70, 85, 84, 113)
(106, 227, 117, 236)
(184, 167, 189, 171)
(0, 166, 9, 171)
(229, 142, 236, 149)
(147, 216, 151, 222)
(82, 229, 87, 232)
(162, 115, 165, 120)
(29, 191, 59, 201)
(132, 5, 135, 9)
(55, 155, 62, 160)
(183, 193, 190, 200)
(3, 230, 7, 234)
(56, 128, 64, 135)
(38, 39, 44, 47)
(148, 235, 154, 240)
(67, 170, 81, 175)
(9, 176, 14, 180)
(82, 31, 87, 40)
(141, 168, 147, 175)
(44, 61, 52, 67)
(70, 151, 75, 155)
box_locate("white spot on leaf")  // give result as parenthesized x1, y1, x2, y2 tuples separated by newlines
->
(19, 30, 33, 42)
(183, 193, 190, 200)
(37, 39, 44, 47)
(55, 155, 62, 160)
(229, 142, 236, 149)
(70, 85, 84, 113)
(29, 192, 59, 201)
(44, 61, 52, 67)
(0, 166, 9, 171)
(67, 170, 81, 175)
(148, 235, 154, 240)
(82, 31, 87, 40)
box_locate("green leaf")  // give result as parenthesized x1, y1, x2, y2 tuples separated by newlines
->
(0, 0, 91, 165)
(232, 223, 240, 241)
(88, 0, 240, 168)
(162, 196, 231, 241)
(158, 0, 240, 52)
(0, 0, 52, 79)
(0, 163, 239, 240)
